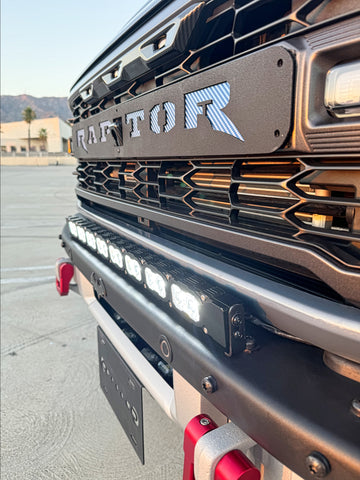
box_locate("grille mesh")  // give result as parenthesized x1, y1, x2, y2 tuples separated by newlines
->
(77, 157, 360, 268)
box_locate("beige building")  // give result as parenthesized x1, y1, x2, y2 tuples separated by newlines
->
(1, 117, 72, 153)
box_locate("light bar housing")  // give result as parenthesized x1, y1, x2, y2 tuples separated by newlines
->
(66, 214, 247, 356)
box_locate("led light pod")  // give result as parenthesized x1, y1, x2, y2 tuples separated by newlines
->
(109, 244, 123, 269)
(96, 235, 109, 259)
(77, 225, 86, 244)
(125, 254, 142, 282)
(144, 266, 167, 299)
(68, 220, 78, 238)
(85, 230, 97, 250)
(171, 283, 200, 323)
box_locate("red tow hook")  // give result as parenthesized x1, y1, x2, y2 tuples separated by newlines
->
(55, 258, 74, 296)
(183, 414, 260, 480)
(183, 414, 218, 480)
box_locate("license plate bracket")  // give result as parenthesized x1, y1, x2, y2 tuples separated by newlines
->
(98, 326, 144, 464)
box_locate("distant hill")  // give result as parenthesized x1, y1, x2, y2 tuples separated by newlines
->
(1, 95, 72, 123)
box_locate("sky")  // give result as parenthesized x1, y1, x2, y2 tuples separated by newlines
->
(1, 0, 149, 98)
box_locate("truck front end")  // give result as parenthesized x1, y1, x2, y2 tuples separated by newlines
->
(58, 1, 360, 478)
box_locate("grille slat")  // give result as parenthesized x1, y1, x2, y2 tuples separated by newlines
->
(77, 157, 360, 268)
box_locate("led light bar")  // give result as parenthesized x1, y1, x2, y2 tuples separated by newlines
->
(66, 214, 247, 356)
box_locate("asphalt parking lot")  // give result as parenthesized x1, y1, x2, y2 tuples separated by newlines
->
(1, 166, 184, 480)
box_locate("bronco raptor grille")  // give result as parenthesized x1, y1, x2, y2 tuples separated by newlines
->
(70, 0, 356, 124)
(77, 156, 360, 269)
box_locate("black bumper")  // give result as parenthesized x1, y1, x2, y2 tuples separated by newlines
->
(62, 223, 360, 480)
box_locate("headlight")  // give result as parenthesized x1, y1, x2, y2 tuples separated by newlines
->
(324, 60, 360, 118)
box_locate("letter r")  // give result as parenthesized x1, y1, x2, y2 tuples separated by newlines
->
(184, 82, 244, 141)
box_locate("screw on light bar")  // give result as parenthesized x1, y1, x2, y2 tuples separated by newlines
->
(171, 283, 200, 323)
(65, 214, 247, 356)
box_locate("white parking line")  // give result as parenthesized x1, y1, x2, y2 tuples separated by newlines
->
(1, 275, 54, 285)
(1, 265, 54, 272)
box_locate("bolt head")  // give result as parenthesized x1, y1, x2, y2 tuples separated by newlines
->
(201, 376, 217, 394)
(234, 331, 244, 339)
(200, 418, 210, 426)
(306, 452, 330, 477)
(231, 314, 243, 326)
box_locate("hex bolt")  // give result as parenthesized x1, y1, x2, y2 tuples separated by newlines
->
(234, 331, 244, 339)
(305, 452, 330, 477)
(231, 314, 243, 327)
(201, 376, 217, 394)
(351, 398, 360, 418)
(200, 418, 210, 426)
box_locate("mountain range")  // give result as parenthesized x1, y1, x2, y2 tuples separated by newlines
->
(1, 95, 72, 124)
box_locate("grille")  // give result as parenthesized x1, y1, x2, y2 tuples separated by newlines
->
(70, 0, 355, 124)
(77, 157, 360, 268)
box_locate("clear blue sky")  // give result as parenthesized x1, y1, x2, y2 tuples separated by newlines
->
(1, 0, 148, 98)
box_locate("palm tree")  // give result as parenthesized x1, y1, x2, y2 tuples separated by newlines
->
(38, 128, 48, 151)
(22, 107, 36, 151)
